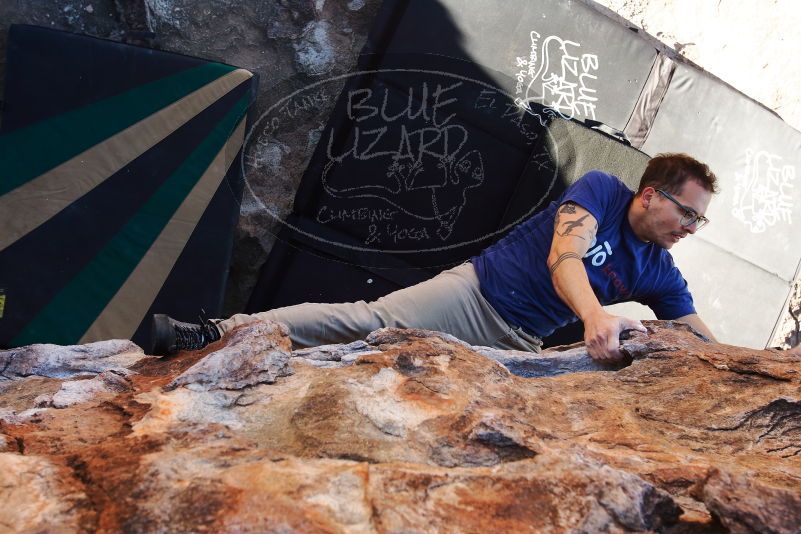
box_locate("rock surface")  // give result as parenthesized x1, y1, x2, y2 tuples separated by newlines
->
(0, 339, 146, 380)
(771, 276, 801, 350)
(166, 320, 292, 391)
(1, 319, 800, 532)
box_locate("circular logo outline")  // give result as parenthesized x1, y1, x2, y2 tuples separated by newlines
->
(241, 68, 560, 254)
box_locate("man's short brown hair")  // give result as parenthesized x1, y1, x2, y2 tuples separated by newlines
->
(637, 153, 719, 195)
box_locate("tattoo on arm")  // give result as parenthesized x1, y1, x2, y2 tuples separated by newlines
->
(549, 252, 582, 275)
(556, 214, 590, 239)
(554, 202, 578, 226)
(559, 202, 578, 214)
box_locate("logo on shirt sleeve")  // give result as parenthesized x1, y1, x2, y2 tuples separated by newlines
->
(584, 236, 612, 266)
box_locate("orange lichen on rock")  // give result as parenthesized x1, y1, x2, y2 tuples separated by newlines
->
(1, 319, 799, 532)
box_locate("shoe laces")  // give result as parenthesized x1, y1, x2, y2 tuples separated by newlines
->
(173, 310, 221, 350)
(197, 309, 221, 343)
(174, 322, 209, 350)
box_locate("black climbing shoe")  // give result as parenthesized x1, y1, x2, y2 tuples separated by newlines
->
(150, 314, 222, 356)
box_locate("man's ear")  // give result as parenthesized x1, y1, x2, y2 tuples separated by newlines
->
(639, 186, 656, 208)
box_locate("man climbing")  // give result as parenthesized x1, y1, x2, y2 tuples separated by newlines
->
(151, 153, 719, 362)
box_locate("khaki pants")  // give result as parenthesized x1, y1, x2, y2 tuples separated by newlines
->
(219, 263, 542, 352)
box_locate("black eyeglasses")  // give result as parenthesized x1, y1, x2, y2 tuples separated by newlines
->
(656, 189, 710, 230)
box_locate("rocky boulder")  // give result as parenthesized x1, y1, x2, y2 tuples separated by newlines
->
(1, 320, 800, 532)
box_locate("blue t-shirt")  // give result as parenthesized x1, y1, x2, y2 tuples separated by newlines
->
(472, 170, 695, 337)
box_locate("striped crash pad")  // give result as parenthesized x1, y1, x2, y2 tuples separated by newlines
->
(0, 25, 257, 348)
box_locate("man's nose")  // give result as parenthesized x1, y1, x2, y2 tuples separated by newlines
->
(682, 220, 698, 234)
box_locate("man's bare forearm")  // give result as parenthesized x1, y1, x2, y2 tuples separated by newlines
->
(547, 202, 603, 320)
(549, 253, 604, 322)
(547, 201, 646, 360)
